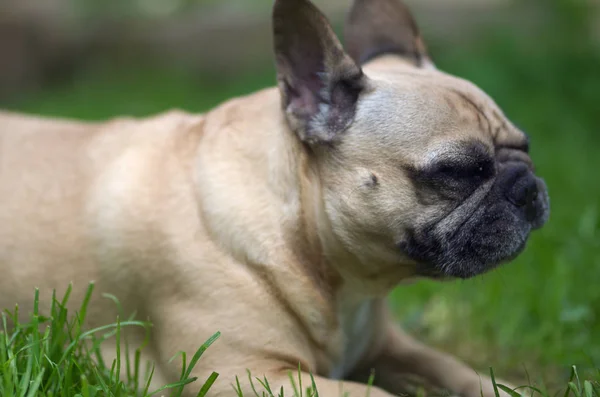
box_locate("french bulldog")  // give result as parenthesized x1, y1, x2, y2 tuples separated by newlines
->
(0, 0, 549, 396)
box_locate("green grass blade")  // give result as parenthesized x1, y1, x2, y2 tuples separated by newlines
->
(297, 363, 303, 397)
(569, 383, 582, 397)
(167, 351, 187, 379)
(183, 332, 221, 380)
(17, 345, 33, 397)
(366, 369, 376, 397)
(584, 381, 594, 397)
(308, 373, 319, 397)
(115, 316, 122, 397)
(245, 370, 260, 397)
(142, 363, 156, 397)
(497, 384, 523, 397)
(77, 283, 95, 330)
(489, 368, 501, 397)
(134, 349, 141, 393)
(232, 375, 244, 397)
(256, 375, 275, 397)
(574, 367, 584, 396)
(25, 368, 45, 397)
(147, 376, 199, 397)
(31, 289, 41, 367)
(288, 369, 300, 397)
(91, 365, 113, 396)
(197, 372, 219, 397)
(59, 285, 73, 308)
(171, 331, 221, 397)
(81, 375, 90, 397)
(58, 320, 147, 365)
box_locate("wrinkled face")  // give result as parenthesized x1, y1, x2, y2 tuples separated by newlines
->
(315, 59, 549, 279)
(273, 0, 550, 281)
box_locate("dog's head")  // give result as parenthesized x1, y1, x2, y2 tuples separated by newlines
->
(272, 0, 550, 281)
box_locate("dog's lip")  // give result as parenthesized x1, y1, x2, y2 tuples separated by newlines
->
(415, 266, 455, 280)
(531, 177, 550, 230)
(400, 203, 536, 280)
(440, 226, 529, 279)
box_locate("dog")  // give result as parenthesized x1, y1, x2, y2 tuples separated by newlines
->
(0, 0, 549, 396)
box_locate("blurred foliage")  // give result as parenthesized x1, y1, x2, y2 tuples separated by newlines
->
(70, 0, 197, 17)
(69, 0, 271, 17)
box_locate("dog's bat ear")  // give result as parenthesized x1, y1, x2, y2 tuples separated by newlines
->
(273, 0, 368, 145)
(345, 0, 434, 68)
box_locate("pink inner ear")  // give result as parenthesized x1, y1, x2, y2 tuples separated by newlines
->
(289, 83, 320, 119)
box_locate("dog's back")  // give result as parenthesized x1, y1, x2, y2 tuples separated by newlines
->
(0, 109, 204, 323)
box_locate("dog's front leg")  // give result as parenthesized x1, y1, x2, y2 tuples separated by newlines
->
(149, 299, 394, 397)
(350, 319, 516, 397)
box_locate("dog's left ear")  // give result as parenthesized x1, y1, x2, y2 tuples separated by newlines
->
(345, 0, 434, 68)
(273, 0, 367, 145)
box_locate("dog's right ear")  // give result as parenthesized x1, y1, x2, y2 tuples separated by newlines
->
(345, 0, 433, 68)
(273, 0, 367, 145)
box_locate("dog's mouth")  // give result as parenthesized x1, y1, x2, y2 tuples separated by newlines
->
(399, 176, 549, 280)
(401, 211, 531, 280)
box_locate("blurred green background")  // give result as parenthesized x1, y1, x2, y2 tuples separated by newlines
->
(1, 0, 599, 391)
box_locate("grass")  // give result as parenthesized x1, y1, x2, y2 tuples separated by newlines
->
(0, 283, 221, 397)
(2, 1, 600, 395)
(2, 285, 599, 397)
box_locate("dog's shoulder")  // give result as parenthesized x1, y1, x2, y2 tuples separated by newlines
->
(202, 87, 280, 132)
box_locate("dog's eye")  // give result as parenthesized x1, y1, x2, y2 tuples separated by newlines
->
(436, 160, 493, 180)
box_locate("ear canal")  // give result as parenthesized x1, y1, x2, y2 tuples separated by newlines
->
(273, 0, 367, 145)
(345, 0, 433, 67)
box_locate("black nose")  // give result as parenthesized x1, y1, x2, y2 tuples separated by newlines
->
(502, 164, 539, 222)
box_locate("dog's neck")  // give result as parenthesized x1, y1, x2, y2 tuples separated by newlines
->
(195, 87, 402, 316)
(280, 116, 345, 302)
(289, 111, 410, 300)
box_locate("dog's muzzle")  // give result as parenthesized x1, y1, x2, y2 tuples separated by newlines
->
(400, 157, 550, 280)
